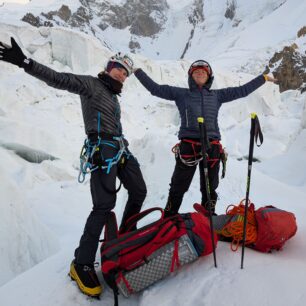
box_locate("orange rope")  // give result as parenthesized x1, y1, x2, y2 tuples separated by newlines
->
(217, 199, 257, 251)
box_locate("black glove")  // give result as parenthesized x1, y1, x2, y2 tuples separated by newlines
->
(0, 37, 27, 68)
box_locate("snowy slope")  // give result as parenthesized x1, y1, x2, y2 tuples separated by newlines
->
(0, 2, 306, 306)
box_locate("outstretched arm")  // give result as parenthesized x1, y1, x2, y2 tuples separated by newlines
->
(0, 37, 28, 67)
(216, 74, 278, 103)
(25, 60, 93, 97)
(134, 68, 181, 101)
(0, 37, 92, 97)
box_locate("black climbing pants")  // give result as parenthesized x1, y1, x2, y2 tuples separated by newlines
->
(75, 144, 147, 264)
(165, 139, 221, 216)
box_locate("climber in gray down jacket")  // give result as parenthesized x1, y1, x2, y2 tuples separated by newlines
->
(134, 60, 277, 216)
(0, 37, 147, 298)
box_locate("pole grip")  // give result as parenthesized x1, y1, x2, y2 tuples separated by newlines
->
(197, 117, 204, 124)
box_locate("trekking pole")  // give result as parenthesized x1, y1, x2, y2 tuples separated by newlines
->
(197, 117, 217, 268)
(241, 113, 263, 269)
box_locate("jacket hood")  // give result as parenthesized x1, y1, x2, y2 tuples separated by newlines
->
(188, 75, 214, 91)
(188, 60, 214, 90)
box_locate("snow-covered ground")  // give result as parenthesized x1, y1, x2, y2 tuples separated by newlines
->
(0, 2, 306, 305)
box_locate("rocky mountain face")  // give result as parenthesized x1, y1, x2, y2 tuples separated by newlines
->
(180, 0, 204, 58)
(267, 26, 306, 93)
(19, 0, 305, 94)
(21, 0, 170, 53)
(20, 0, 204, 54)
(95, 0, 169, 36)
(22, 2, 94, 32)
(21, 0, 170, 36)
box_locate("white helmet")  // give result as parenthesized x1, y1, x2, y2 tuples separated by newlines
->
(106, 52, 134, 76)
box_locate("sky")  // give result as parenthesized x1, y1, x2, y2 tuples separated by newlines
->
(2, 0, 29, 3)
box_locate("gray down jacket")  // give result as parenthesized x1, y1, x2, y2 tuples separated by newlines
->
(24, 59, 123, 136)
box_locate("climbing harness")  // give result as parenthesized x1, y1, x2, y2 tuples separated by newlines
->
(78, 112, 131, 183)
(78, 137, 131, 183)
(172, 139, 203, 167)
(172, 139, 227, 177)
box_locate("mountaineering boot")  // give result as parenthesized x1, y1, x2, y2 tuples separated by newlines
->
(164, 197, 180, 218)
(69, 260, 102, 297)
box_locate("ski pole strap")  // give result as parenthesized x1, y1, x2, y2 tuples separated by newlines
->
(220, 148, 228, 179)
(251, 113, 263, 147)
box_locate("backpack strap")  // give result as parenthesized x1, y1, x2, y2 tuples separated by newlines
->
(104, 211, 119, 242)
(122, 207, 164, 233)
(109, 273, 119, 306)
(100, 213, 120, 306)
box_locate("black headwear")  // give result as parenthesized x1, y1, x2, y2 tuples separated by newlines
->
(98, 71, 123, 95)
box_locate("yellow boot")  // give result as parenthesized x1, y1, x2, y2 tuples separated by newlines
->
(69, 260, 102, 297)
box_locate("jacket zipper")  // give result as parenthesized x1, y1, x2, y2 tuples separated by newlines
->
(200, 88, 204, 118)
(185, 109, 189, 127)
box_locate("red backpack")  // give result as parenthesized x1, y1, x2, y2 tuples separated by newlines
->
(213, 201, 297, 253)
(100, 205, 217, 305)
(252, 206, 297, 252)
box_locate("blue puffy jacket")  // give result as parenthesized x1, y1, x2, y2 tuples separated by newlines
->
(134, 69, 265, 140)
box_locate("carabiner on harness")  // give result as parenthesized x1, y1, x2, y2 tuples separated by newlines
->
(78, 138, 100, 183)
(172, 140, 203, 167)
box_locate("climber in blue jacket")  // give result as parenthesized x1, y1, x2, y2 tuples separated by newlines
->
(134, 60, 277, 215)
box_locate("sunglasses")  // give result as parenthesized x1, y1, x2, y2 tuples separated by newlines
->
(189, 60, 211, 75)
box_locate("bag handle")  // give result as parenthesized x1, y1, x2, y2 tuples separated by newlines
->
(193, 203, 208, 215)
(123, 207, 165, 233)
